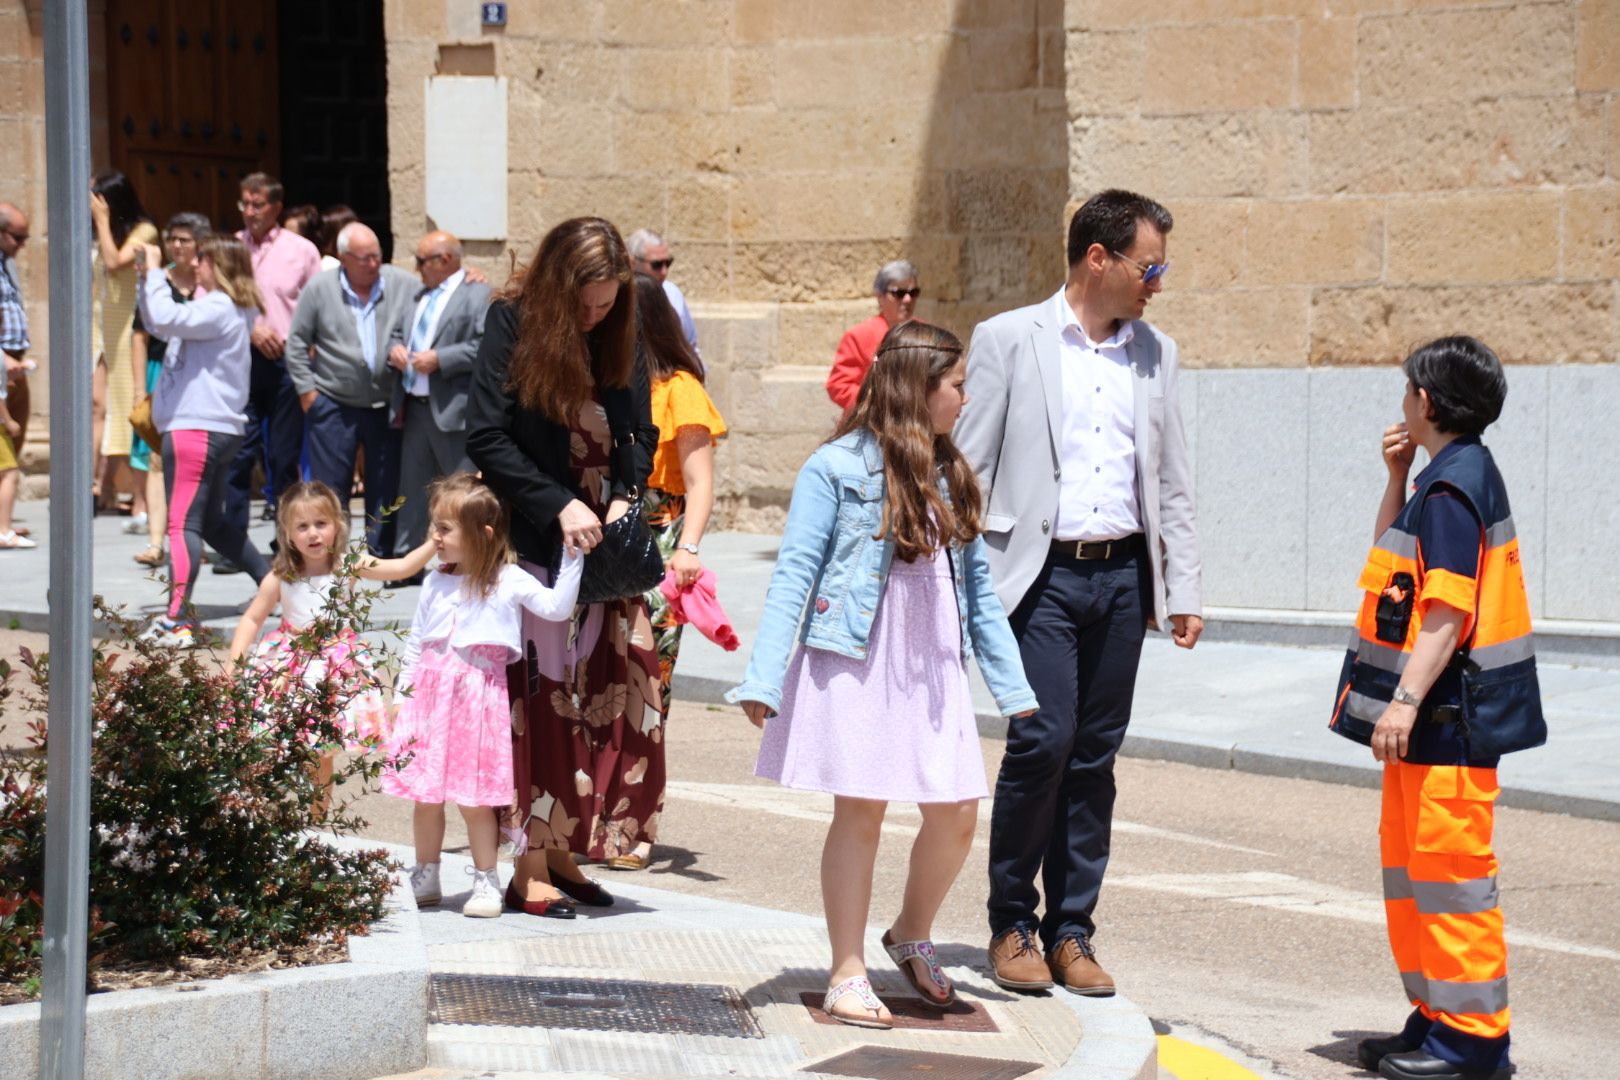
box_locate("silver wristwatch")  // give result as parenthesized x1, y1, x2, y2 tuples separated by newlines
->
(676, 543, 700, 556)
(1392, 685, 1423, 707)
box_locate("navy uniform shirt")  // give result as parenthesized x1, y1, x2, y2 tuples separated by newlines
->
(1408, 436, 1497, 767)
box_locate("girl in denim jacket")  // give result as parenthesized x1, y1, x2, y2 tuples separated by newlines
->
(730, 321, 1036, 1029)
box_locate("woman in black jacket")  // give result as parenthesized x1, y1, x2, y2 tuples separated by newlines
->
(465, 217, 661, 918)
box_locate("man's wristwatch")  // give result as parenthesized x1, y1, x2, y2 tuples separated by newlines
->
(1392, 685, 1423, 707)
(675, 543, 700, 556)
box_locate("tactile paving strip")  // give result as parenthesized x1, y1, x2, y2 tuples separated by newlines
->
(807, 1045, 1040, 1080)
(429, 973, 764, 1039)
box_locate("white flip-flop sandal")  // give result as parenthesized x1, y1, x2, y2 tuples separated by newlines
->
(822, 975, 893, 1029)
(882, 929, 955, 1008)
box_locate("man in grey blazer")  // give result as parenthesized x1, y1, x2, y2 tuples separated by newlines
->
(955, 189, 1202, 998)
(285, 222, 419, 554)
(387, 230, 491, 559)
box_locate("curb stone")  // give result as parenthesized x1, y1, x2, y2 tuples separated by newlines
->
(0, 844, 427, 1080)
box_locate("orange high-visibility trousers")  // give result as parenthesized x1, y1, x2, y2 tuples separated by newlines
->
(1379, 761, 1510, 1040)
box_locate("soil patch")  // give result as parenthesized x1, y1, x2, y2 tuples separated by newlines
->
(0, 939, 348, 1007)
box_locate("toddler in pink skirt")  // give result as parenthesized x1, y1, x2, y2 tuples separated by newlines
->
(382, 474, 582, 918)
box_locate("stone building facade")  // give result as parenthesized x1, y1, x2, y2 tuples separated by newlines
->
(5, 0, 1619, 621)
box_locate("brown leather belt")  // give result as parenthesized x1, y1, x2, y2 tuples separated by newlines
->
(1051, 534, 1145, 561)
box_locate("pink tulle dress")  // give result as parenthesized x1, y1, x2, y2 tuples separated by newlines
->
(249, 573, 391, 750)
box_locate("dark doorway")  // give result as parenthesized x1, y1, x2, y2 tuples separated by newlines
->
(277, 0, 391, 258)
(105, 0, 391, 253)
(105, 0, 281, 231)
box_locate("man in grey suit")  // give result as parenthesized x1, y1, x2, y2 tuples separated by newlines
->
(387, 229, 490, 559)
(285, 222, 419, 554)
(955, 189, 1202, 998)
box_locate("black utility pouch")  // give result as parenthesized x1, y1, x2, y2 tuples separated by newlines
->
(1374, 572, 1416, 644)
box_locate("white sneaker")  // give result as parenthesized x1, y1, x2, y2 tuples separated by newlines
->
(408, 862, 441, 907)
(0, 530, 37, 550)
(463, 868, 502, 919)
(122, 513, 149, 534)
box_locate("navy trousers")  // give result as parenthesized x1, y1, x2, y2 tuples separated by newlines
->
(224, 349, 304, 532)
(302, 392, 401, 556)
(987, 546, 1150, 950)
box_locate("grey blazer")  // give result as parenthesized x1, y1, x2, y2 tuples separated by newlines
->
(953, 298, 1202, 630)
(387, 277, 492, 432)
(284, 265, 420, 409)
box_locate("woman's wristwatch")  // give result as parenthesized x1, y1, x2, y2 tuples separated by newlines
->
(676, 543, 700, 556)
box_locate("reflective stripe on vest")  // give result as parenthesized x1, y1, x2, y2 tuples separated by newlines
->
(1329, 441, 1538, 750)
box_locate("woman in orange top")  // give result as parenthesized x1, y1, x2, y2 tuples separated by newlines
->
(613, 272, 727, 871)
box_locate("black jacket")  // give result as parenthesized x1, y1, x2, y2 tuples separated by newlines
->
(466, 299, 657, 568)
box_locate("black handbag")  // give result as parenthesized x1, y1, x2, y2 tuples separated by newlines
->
(578, 497, 665, 604)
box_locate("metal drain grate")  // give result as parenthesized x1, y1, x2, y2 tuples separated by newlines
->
(807, 1046, 1040, 1080)
(797, 991, 1000, 1032)
(429, 973, 764, 1039)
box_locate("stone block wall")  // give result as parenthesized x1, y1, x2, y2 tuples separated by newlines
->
(0, 2, 45, 444)
(0, 0, 111, 452)
(1182, 363, 1619, 623)
(385, 0, 1070, 529)
(1064, 0, 1620, 370)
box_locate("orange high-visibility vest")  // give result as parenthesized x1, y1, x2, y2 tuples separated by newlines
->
(1330, 440, 1545, 758)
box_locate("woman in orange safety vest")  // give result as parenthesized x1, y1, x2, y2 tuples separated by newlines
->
(1330, 336, 1543, 1080)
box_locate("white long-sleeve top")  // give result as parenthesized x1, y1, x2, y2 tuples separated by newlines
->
(397, 554, 582, 692)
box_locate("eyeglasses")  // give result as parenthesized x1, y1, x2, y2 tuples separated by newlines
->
(1110, 251, 1169, 285)
(414, 252, 447, 268)
(236, 199, 274, 213)
(342, 252, 382, 265)
(647, 258, 674, 271)
(2, 228, 26, 244)
(885, 287, 921, 300)
(165, 234, 196, 246)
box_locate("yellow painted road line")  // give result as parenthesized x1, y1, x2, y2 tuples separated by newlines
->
(1157, 1034, 1264, 1080)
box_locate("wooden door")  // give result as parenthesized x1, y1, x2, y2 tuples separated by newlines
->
(105, 0, 280, 232)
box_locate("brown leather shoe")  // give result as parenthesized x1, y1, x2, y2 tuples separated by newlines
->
(988, 926, 1054, 992)
(1048, 936, 1115, 997)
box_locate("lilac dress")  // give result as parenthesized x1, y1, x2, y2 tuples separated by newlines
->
(755, 545, 987, 804)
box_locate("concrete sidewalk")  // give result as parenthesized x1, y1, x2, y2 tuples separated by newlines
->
(4, 505, 1617, 819)
(362, 839, 1157, 1080)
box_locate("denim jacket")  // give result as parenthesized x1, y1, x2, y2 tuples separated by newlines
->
(727, 430, 1037, 718)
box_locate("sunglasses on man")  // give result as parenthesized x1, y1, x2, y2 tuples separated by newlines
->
(885, 287, 920, 300)
(647, 258, 674, 271)
(1111, 251, 1169, 285)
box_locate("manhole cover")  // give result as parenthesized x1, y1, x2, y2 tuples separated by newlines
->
(797, 991, 1000, 1032)
(429, 973, 764, 1039)
(807, 1046, 1040, 1080)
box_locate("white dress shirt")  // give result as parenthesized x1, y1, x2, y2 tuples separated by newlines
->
(405, 268, 465, 398)
(662, 278, 700, 352)
(1052, 289, 1141, 542)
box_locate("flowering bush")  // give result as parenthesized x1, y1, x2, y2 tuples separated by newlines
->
(0, 566, 401, 990)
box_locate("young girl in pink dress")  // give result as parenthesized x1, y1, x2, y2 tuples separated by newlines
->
(382, 473, 583, 919)
(230, 481, 436, 798)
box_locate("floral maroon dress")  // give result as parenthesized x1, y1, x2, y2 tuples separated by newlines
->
(505, 397, 666, 860)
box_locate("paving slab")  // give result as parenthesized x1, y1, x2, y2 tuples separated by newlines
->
(360, 839, 1155, 1080)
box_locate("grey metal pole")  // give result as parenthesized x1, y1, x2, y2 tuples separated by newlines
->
(39, 0, 94, 1077)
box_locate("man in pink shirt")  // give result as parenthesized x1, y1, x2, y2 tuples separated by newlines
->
(223, 172, 322, 547)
